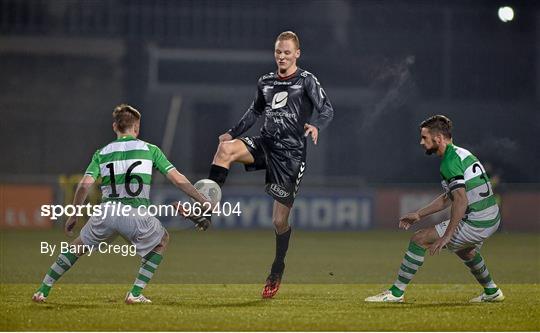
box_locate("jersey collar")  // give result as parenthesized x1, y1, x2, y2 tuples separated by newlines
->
(115, 135, 136, 142)
(276, 68, 299, 81)
(443, 143, 454, 158)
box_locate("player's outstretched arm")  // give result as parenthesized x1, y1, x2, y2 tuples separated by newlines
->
(227, 107, 261, 139)
(166, 169, 209, 205)
(227, 79, 265, 139)
(152, 145, 211, 230)
(429, 188, 468, 255)
(417, 192, 451, 219)
(166, 170, 213, 231)
(65, 175, 95, 236)
(399, 193, 450, 230)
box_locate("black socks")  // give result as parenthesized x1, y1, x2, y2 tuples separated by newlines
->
(209, 162, 291, 277)
(208, 164, 229, 187)
(271, 227, 292, 275)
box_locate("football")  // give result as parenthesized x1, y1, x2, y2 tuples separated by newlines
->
(192, 179, 222, 205)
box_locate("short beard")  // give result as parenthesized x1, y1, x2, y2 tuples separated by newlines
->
(425, 143, 439, 155)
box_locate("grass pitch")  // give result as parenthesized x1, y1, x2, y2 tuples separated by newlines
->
(1, 230, 539, 331)
(2, 283, 539, 331)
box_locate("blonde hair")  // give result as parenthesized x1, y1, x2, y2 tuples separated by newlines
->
(276, 31, 300, 49)
(112, 104, 141, 132)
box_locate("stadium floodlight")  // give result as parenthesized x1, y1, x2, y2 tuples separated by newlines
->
(498, 6, 514, 22)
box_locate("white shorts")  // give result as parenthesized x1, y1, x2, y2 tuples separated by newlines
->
(80, 203, 165, 257)
(435, 219, 500, 252)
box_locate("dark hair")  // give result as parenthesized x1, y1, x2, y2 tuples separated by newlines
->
(419, 115, 452, 138)
(112, 104, 141, 132)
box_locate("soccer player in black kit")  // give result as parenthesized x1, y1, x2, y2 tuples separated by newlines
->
(208, 31, 334, 298)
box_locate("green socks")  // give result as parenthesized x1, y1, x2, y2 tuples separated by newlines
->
(130, 251, 163, 297)
(463, 252, 498, 295)
(38, 251, 79, 297)
(389, 241, 426, 297)
(388, 245, 499, 298)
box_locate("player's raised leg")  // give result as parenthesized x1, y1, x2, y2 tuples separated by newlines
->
(455, 247, 504, 303)
(365, 227, 440, 302)
(125, 230, 169, 304)
(208, 137, 255, 187)
(263, 200, 292, 299)
(32, 237, 85, 303)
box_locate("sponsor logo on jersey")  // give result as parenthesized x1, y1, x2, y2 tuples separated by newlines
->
(301, 70, 321, 85)
(273, 81, 292, 86)
(271, 91, 288, 109)
(291, 84, 302, 89)
(268, 184, 290, 198)
(266, 111, 296, 119)
(262, 73, 275, 80)
(242, 137, 256, 149)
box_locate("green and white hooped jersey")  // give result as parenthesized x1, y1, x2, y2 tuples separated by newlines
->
(440, 144, 500, 228)
(84, 136, 175, 207)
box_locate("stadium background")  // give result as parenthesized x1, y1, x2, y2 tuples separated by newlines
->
(0, 1, 539, 331)
(1, 0, 538, 231)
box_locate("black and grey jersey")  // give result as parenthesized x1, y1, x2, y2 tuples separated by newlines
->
(228, 68, 334, 150)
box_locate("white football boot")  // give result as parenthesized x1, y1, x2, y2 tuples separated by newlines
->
(125, 292, 152, 304)
(364, 290, 404, 303)
(469, 289, 505, 303)
(32, 291, 47, 303)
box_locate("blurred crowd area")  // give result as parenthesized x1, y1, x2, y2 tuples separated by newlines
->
(0, 1, 538, 230)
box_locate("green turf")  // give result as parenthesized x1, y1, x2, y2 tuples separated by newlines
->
(1, 230, 539, 330)
(1, 230, 539, 284)
(1, 283, 539, 331)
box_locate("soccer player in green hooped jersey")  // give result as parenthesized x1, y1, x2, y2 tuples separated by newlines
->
(365, 115, 504, 303)
(32, 104, 209, 304)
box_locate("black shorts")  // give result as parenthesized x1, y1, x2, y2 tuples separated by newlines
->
(239, 136, 307, 207)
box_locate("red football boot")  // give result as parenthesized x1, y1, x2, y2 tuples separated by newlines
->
(262, 272, 283, 299)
